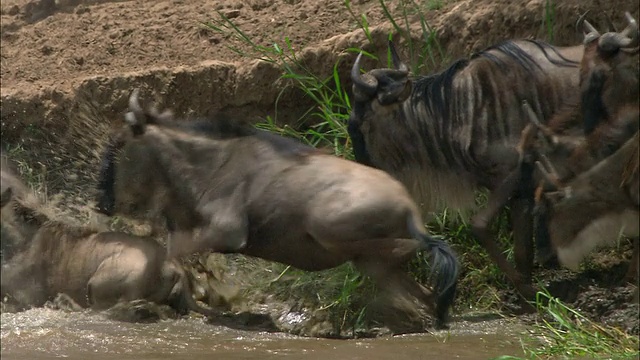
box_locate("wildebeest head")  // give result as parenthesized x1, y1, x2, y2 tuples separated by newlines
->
(348, 41, 413, 167)
(532, 132, 639, 270)
(519, 13, 639, 186)
(580, 12, 639, 134)
(95, 90, 184, 222)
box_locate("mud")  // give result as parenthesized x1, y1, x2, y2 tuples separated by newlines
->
(0, 0, 639, 344)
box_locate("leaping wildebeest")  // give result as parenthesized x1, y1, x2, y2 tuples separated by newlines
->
(0, 153, 216, 318)
(347, 18, 629, 298)
(95, 91, 460, 328)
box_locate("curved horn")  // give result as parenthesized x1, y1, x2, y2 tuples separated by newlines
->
(576, 11, 591, 32)
(351, 52, 378, 97)
(128, 89, 143, 115)
(125, 89, 146, 135)
(535, 155, 563, 191)
(124, 112, 138, 126)
(582, 19, 601, 44)
(620, 11, 639, 47)
(598, 12, 639, 51)
(620, 12, 638, 39)
(388, 40, 408, 72)
(598, 32, 634, 51)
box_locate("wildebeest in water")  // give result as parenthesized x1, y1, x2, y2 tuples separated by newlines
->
(347, 14, 634, 299)
(95, 90, 460, 328)
(0, 153, 216, 318)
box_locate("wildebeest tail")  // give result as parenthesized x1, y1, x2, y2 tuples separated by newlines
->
(407, 214, 460, 325)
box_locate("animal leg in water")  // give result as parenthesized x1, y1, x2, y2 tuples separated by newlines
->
(50, 293, 85, 312)
(354, 259, 437, 324)
(471, 170, 538, 299)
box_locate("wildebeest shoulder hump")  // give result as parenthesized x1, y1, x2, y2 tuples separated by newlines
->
(170, 115, 322, 159)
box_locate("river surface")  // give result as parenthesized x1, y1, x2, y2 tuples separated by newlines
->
(1, 308, 529, 360)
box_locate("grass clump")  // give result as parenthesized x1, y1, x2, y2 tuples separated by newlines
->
(497, 291, 639, 360)
(203, 9, 361, 159)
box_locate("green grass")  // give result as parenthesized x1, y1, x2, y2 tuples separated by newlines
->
(495, 291, 639, 359)
(543, 0, 557, 44)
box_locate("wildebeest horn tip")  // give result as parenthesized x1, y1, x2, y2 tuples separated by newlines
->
(124, 112, 138, 126)
(388, 40, 408, 72)
(128, 88, 143, 113)
(351, 51, 377, 96)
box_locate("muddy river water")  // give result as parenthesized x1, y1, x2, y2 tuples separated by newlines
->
(2, 308, 529, 359)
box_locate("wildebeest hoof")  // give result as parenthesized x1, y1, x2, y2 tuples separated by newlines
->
(536, 251, 560, 270)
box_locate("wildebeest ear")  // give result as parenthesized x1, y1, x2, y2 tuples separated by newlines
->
(124, 89, 147, 137)
(581, 17, 601, 44)
(0, 187, 12, 208)
(534, 156, 563, 191)
(521, 101, 559, 152)
(544, 188, 571, 205)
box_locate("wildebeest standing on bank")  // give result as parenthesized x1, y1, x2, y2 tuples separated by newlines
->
(348, 27, 596, 298)
(95, 91, 460, 328)
(519, 13, 639, 282)
(529, 130, 639, 280)
(0, 156, 216, 318)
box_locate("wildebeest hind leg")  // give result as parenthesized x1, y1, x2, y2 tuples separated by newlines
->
(354, 259, 437, 325)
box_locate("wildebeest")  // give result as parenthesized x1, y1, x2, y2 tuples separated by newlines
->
(95, 91, 460, 328)
(348, 30, 590, 298)
(530, 131, 638, 279)
(518, 13, 639, 281)
(0, 158, 216, 318)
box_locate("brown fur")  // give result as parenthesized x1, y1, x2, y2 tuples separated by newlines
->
(520, 18, 639, 278)
(349, 38, 587, 300)
(0, 164, 216, 318)
(540, 133, 639, 273)
(96, 97, 460, 328)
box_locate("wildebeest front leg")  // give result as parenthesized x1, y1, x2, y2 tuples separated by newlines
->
(510, 196, 534, 285)
(168, 186, 248, 259)
(625, 237, 639, 284)
(471, 170, 537, 299)
(510, 161, 535, 285)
